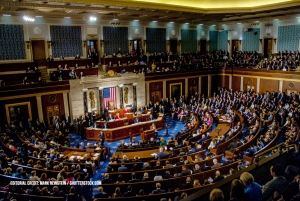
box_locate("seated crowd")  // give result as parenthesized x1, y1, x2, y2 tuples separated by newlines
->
(1, 86, 300, 200)
(261, 50, 300, 71)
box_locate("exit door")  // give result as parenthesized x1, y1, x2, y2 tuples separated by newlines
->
(264, 38, 273, 58)
(47, 105, 60, 124)
(200, 40, 207, 53)
(31, 40, 46, 65)
(169, 40, 178, 54)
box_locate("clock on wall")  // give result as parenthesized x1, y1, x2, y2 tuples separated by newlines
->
(49, 95, 56, 103)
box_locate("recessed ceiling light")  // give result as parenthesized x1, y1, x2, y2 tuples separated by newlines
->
(3, 14, 11, 17)
(170, 22, 174, 23)
(35, 16, 43, 18)
(185, 22, 189, 24)
(64, 16, 71, 19)
(153, 20, 157, 22)
(134, 19, 139, 21)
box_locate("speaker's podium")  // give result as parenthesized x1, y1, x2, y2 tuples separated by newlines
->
(141, 129, 155, 141)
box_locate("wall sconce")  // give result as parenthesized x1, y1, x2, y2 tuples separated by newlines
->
(47, 41, 51, 48)
(259, 39, 262, 44)
(25, 41, 30, 49)
(83, 40, 86, 47)
(228, 40, 230, 44)
(274, 38, 277, 44)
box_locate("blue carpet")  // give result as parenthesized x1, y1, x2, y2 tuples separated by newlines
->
(68, 116, 186, 194)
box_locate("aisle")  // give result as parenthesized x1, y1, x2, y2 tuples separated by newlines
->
(68, 116, 186, 181)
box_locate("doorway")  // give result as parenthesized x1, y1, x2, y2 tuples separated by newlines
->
(231, 40, 240, 55)
(87, 40, 99, 64)
(200, 40, 207, 53)
(132, 39, 142, 55)
(264, 38, 273, 58)
(31, 40, 46, 61)
(169, 40, 178, 54)
(151, 91, 161, 103)
(46, 105, 60, 125)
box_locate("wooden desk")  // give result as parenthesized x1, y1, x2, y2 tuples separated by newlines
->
(209, 124, 231, 138)
(96, 114, 150, 128)
(112, 148, 169, 160)
(86, 114, 165, 142)
(62, 150, 100, 168)
(141, 129, 155, 141)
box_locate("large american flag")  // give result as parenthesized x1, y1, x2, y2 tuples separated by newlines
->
(103, 87, 117, 109)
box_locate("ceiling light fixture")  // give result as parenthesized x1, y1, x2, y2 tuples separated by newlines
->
(89, 16, 97, 21)
(23, 16, 35, 22)
(3, 14, 11, 17)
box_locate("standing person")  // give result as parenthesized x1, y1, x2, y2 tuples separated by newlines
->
(99, 131, 105, 146)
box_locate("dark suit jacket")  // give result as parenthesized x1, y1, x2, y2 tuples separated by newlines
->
(152, 189, 165, 194)
(180, 183, 193, 189)
(118, 166, 128, 172)
(213, 175, 224, 183)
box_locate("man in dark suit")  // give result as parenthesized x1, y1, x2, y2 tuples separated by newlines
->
(180, 177, 193, 189)
(181, 166, 192, 176)
(103, 107, 109, 120)
(152, 183, 165, 194)
(123, 185, 136, 197)
(108, 114, 114, 121)
(134, 117, 139, 124)
(128, 173, 141, 183)
(212, 170, 224, 183)
(118, 162, 128, 172)
(99, 131, 105, 146)
(102, 173, 114, 184)
(102, 123, 109, 129)
(155, 147, 166, 160)
(51, 186, 66, 198)
(227, 139, 238, 152)
(74, 54, 80, 60)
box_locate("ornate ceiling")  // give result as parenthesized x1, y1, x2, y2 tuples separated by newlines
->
(1, 0, 300, 24)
